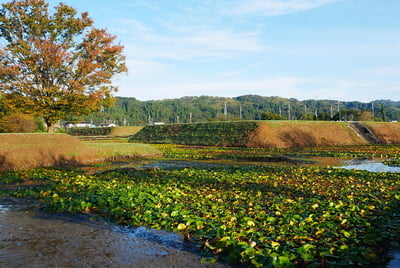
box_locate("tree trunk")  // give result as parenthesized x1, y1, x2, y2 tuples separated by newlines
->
(46, 122, 56, 133)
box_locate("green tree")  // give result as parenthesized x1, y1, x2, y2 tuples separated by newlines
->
(0, 0, 127, 132)
(261, 112, 286, 120)
(357, 111, 374, 121)
(381, 104, 387, 122)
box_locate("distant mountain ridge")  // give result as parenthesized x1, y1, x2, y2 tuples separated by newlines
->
(84, 95, 400, 126)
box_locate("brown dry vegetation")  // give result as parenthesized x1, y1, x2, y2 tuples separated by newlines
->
(0, 134, 99, 171)
(109, 126, 143, 136)
(247, 121, 366, 148)
(365, 122, 400, 144)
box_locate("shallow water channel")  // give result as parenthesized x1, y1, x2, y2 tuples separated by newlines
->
(0, 197, 227, 268)
(340, 159, 400, 173)
(1, 158, 399, 267)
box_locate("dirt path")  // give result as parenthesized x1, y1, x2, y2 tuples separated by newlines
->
(0, 196, 229, 268)
(347, 122, 380, 144)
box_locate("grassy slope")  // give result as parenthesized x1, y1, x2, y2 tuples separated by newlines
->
(129, 121, 259, 146)
(248, 121, 365, 148)
(0, 134, 98, 171)
(0, 133, 162, 171)
(365, 122, 400, 144)
(130, 121, 372, 148)
(110, 126, 143, 136)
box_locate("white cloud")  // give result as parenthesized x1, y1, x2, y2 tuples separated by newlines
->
(125, 59, 170, 78)
(123, 29, 266, 61)
(219, 62, 268, 78)
(360, 65, 400, 79)
(232, 0, 340, 16)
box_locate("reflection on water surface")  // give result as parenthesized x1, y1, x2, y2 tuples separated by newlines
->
(0, 198, 226, 267)
(340, 159, 400, 173)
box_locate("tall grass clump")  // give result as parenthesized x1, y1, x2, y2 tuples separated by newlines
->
(0, 134, 98, 171)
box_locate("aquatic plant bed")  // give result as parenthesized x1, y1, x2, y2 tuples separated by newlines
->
(384, 159, 400, 167)
(153, 144, 400, 160)
(1, 165, 400, 267)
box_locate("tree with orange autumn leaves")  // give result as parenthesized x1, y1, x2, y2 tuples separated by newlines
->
(0, 0, 127, 132)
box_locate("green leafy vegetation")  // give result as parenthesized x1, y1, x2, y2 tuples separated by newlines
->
(261, 112, 287, 120)
(129, 121, 259, 146)
(153, 144, 400, 161)
(2, 144, 400, 267)
(68, 127, 113, 136)
(67, 126, 142, 137)
(384, 159, 400, 167)
(2, 143, 400, 266)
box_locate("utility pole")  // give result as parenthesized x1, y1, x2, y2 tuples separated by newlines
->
(371, 101, 375, 116)
(337, 101, 341, 121)
(224, 102, 227, 120)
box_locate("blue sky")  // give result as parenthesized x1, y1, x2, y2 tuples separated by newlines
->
(41, 1, 400, 101)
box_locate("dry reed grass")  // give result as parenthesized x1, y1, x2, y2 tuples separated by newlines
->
(0, 134, 99, 171)
(247, 121, 366, 148)
(365, 122, 400, 144)
(110, 126, 143, 136)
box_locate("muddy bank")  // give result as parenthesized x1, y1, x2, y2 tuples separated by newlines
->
(0, 196, 228, 268)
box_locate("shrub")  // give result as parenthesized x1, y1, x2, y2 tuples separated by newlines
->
(67, 127, 113, 136)
(261, 112, 286, 120)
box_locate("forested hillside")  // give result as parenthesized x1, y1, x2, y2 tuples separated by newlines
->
(84, 95, 400, 126)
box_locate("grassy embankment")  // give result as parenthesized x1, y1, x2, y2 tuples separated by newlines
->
(109, 126, 143, 136)
(0, 132, 160, 171)
(0, 134, 98, 171)
(129, 121, 259, 146)
(247, 121, 364, 147)
(365, 122, 400, 144)
(130, 121, 400, 147)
